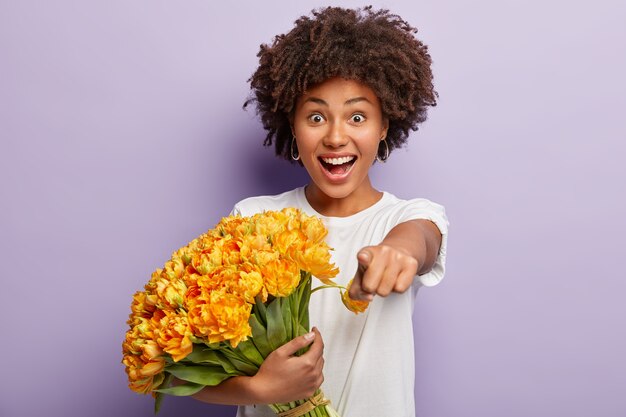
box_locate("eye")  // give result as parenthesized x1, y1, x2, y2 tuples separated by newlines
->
(350, 113, 366, 123)
(308, 113, 324, 123)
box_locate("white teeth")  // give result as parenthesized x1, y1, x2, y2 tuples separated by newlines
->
(321, 156, 355, 165)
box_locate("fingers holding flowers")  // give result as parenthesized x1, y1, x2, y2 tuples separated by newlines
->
(252, 327, 325, 403)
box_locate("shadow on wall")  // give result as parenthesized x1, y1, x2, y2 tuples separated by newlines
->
(236, 128, 310, 199)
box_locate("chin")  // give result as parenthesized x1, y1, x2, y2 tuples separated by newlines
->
(313, 181, 359, 200)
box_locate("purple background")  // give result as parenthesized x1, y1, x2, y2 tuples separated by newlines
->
(1, 1, 625, 417)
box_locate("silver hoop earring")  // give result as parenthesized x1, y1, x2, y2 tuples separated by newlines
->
(376, 139, 389, 163)
(291, 137, 300, 161)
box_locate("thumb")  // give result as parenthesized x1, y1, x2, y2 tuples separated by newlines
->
(357, 249, 372, 268)
(277, 329, 316, 356)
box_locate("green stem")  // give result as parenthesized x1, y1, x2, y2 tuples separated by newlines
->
(311, 284, 346, 294)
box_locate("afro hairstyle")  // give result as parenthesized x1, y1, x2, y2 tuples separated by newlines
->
(245, 5, 438, 162)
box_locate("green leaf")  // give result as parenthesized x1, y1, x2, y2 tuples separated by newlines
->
(253, 296, 268, 325)
(298, 273, 312, 332)
(221, 348, 259, 375)
(185, 345, 222, 364)
(298, 271, 310, 301)
(235, 338, 264, 366)
(289, 295, 299, 340)
(185, 346, 242, 375)
(154, 381, 204, 396)
(164, 364, 232, 386)
(154, 373, 173, 414)
(266, 297, 287, 351)
(281, 294, 293, 340)
(249, 314, 272, 357)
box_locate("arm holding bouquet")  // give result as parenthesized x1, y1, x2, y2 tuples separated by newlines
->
(122, 209, 348, 416)
(189, 327, 324, 405)
(349, 219, 443, 302)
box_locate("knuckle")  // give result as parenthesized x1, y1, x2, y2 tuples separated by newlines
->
(408, 257, 418, 270)
(270, 350, 282, 359)
(362, 281, 376, 293)
(363, 286, 375, 294)
(395, 280, 410, 293)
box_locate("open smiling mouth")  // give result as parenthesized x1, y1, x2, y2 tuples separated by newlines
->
(319, 156, 357, 176)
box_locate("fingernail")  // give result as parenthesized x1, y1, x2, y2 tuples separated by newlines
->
(304, 332, 315, 341)
(359, 292, 373, 301)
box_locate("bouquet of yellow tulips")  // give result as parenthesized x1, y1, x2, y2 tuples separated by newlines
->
(122, 208, 368, 416)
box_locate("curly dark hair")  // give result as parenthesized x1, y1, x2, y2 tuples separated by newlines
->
(244, 5, 437, 162)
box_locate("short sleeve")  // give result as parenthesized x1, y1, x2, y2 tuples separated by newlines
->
(396, 199, 449, 288)
(230, 203, 242, 216)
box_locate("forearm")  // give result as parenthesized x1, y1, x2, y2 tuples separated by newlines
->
(185, 328, 324, 406)
(381, 219, 441, 275)
(183, 375, 263, 406)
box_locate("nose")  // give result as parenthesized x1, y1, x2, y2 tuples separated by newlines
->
(323, 121, 348, 148)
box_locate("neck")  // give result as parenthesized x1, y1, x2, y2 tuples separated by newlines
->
(304, 179, 383, 217)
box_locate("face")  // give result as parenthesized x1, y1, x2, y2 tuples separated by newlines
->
(291, 77, 388, 204)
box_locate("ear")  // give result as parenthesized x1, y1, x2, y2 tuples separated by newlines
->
(381, 117, 389, 139)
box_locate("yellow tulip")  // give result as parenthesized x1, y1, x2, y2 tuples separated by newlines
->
(163, 258, 186, 280)
(240, 233, 271, 260)
(261, 258, 301, 297)
(273, 229, 305, 256)
(300, 216, 328, 245)
(341, 280, 369, 314)
(187, 290, 252, 348)
(155, 312, 193, 362)
(140, 340, 163, 362)
(127, 291, 156, 326)
(294, 245, 339, 284)
(122, 354, 165, 394)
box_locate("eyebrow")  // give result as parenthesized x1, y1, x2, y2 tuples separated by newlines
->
(303, 96, 372, 106)
(345, 96, 371, 105)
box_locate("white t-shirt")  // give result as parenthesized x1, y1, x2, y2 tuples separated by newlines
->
(232, 187, 449, 417)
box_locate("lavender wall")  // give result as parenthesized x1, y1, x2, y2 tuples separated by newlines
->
(1, 1, 625, 417)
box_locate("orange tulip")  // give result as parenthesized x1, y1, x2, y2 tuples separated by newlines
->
(155, 312, 193, 362)
(341, 280, 369, 314)
(294, 245, 339, 284)
(187, 290, 252, 348)
(260, 258, 301, 297)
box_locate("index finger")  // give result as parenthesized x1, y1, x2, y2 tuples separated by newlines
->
(349, 253, 375, 301)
